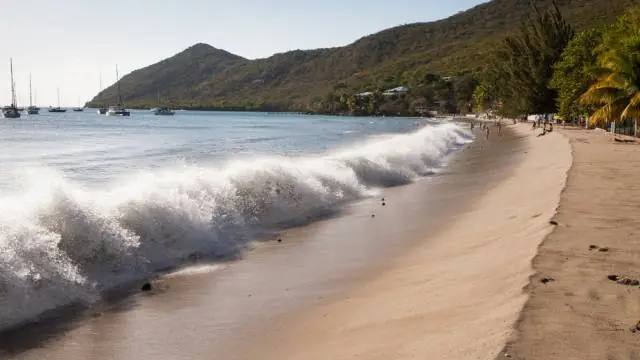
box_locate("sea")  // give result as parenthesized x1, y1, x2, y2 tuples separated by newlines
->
(0, 110, 473, 332)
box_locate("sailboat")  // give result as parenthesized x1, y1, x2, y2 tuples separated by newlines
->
(2, 58, 21, 119)
(48, 88, 67, 112)
(150, 89, 174, 115)
(25, 74, 39, 115)
(72, 97, 84, 112)
(97, 73, 107, 114)
(106, 65, 130, 116)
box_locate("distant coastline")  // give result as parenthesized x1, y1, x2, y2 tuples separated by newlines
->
(85, 104, 443, 117)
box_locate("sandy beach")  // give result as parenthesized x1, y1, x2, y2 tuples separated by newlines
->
(1, 122, 574, 360)
(501, 128, 640, 360)
(225, 122, 571, 360)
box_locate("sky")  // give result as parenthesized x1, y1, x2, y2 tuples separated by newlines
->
(0, 0, 485, 107)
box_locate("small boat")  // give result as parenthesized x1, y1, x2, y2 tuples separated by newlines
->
(105, 65, 130, 116)
(48, 88, 66, 112)
(25, 74, 39, 115)
(2, 105, 20, 118)
(151, 90, 174, 115)
(96, 74, 107, 114)
(72, 97, 84, 112)
(2, 58, 20, 119)
(151, 107, 175, 116)
(106, 105, 130, 116)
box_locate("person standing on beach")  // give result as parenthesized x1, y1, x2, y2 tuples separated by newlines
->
(485, 126, 490, 140)
(497, 120, 502, 136)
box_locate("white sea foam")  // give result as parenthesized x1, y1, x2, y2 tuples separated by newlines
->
(0, 122, 472, 331)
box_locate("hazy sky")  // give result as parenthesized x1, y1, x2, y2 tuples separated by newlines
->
(0, 0, 484, 106)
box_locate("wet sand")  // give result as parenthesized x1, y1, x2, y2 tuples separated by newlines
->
(501, 128, 640, 360)
(1, 123, 562, 360)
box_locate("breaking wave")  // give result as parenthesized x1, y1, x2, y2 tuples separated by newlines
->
(0, 122, 472, 331)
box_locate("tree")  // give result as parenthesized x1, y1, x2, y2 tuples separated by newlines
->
(366, 91, 383, 115)
(580, 35, 640, 134)
(481, 1, 574, 116)
(473, 83, 493, 113)
(599, 7, 640, 53)
(550, 29, 602, 122)
(346, 95, 358, 115)
(453, 73, 478, 114)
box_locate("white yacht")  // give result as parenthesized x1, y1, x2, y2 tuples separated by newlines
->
(106, 65, 130, 116)
(107, 105, 130, 116)
(151, 90, 174, 115)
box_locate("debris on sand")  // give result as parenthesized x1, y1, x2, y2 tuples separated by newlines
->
(549, 220, 558, 226)
(141, 282, 152, 292)
(598, 247, 609, 252)
(608, 274, 640, 286)
(540, 277, 555, 284)
(589, 245, 598, 250)
(618, 277, 640, 286)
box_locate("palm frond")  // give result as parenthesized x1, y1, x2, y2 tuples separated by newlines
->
(621, 92, 640, 119)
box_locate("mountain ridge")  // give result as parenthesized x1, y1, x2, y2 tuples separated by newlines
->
(89, 0, 639, 111)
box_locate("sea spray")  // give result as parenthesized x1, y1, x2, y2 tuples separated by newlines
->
(0, 122, 472, 331)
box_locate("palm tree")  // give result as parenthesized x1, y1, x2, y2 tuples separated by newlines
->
(580, 36, 640, 136)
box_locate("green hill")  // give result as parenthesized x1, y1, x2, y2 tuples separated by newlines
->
(89, 0, 638, 111)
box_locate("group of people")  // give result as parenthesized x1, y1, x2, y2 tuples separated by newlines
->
(470, 119, 502, 140)
(532, 119, 554, 136)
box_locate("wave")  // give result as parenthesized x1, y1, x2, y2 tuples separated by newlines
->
(0, 123, 472, 331)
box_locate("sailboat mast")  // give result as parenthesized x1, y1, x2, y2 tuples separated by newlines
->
(9, 58, 16, 107)
(115, 65, 122, 106)
(57, 88, 60, 107)
(29, 74, 33, 107)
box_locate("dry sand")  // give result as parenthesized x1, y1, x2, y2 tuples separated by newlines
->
(234, 124, 572, 360)
(501, 128, 640, 360)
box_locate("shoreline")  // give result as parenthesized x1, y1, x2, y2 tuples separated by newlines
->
(0, 119, 468, 337)
(224, 123, 571, 359)
(2, 123, 518, 359)
(1, 122, 575, 360)
(500, 128, 640, 359)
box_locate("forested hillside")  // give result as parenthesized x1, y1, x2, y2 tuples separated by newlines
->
(89, 0, 638, 113)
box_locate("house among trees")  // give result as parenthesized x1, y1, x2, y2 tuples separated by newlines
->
(382, 86, 408, 96)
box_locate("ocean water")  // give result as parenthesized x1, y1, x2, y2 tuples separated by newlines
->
(0, 110, 472, 331)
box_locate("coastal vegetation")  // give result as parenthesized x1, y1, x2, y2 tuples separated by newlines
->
(88, 0, 638, 116)
(476, 1, 640, 133)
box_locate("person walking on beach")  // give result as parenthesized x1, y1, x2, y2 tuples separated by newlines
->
(497, 120, 502, 136)
(485, 126, 490, 140)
